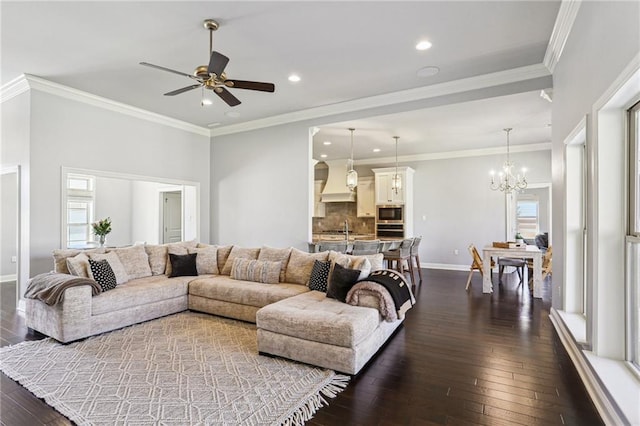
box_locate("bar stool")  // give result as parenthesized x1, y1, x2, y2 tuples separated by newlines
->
(410, 236, 423, 285)
(382, 238, 415, 286)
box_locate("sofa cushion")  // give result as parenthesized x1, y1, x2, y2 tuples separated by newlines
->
(285, 248, 330, 285)
(144, 244, 168, 276)
(221, 247, 260, 275)
(66, 253, 90, 277)
(91, 275, 196, 316)
(164, 241, 197, 276)
(326, 263, 361, 302)
(189, 246, 218, 275)
(199, 244, 233, 271)
(257, 246, 292, 282)
(89, 252, 129, 285)
(353, 253, 384, 272)
(231, 258, 281, 284)
(188, 276, 309, 308)
(256, 291, 380, 348)
(53, 248, 104, 274)
(308, 260, 330, 292)
(88, 258, 117, 292)
(168, 253, 198, 278)
(111, 245, 152, 279)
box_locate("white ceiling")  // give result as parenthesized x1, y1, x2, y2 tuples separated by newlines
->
(1, 1, 559, 156)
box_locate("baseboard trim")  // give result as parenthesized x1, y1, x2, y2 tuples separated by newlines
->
(0, 274, 17, 283)
(549, 308, 628, 425)
(421, 263, 469, 272)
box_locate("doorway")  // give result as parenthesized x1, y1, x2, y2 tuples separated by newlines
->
(1, 167, 19, 310)
(161, 191, 182, 243)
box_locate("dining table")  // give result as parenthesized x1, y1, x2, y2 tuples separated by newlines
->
(482, 244, 543, 298)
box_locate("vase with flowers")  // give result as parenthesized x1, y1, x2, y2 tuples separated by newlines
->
(92, 217, 112, 247)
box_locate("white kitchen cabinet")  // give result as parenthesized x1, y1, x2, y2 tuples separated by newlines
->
(373, 167, 413, 205)
(357, 176, 375, 218)
(313, 180, 326, 217)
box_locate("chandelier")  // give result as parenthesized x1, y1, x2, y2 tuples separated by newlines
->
(346, 128, 358, 191)
(490, 128, 527, 193)
(391, 136, 402, 194)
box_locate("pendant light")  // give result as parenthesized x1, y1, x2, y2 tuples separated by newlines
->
(391, 136, 402, 194)
(489, 128, 527, 193)
(346, 128, 358, 191)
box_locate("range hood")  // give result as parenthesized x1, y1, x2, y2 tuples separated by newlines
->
(320, 159, 356, 202)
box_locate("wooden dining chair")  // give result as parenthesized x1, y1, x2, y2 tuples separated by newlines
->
(465, 243, 494, 290)
(527, 245, 553, 286)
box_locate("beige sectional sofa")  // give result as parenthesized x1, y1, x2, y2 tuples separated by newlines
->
(25, 241, 409, 375)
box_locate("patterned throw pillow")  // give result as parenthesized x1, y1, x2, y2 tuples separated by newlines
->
(257, 246, 292, 282)
(221, 247, 261, 275)
(88, 252, 129, 285)
(168, 253, 198, 278)
(88, 258, 117, 292)
(326, 262, 361, 302)
(308, 260, 331, 292)
(230, 258, 282, 284)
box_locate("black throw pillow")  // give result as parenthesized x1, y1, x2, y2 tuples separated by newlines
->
(326, 262, 361, 302)
(88, 258, 117, 292)
(168, 253, 198, 278)
(308, 260, 331, 292)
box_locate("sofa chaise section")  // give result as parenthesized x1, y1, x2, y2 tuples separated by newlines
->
(256, 291, 404, 375)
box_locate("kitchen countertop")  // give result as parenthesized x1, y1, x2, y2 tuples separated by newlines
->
(311, 233, 376, 243)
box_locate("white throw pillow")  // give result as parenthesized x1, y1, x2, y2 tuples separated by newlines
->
(66, 253, 90, 277)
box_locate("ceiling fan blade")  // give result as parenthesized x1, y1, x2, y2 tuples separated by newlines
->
(225, 79, 275, 92)
(207, 51, 229, 77)
(213, 87, 241, 107)
(140, 62, 199, 80)
(164, 84, 202, 96)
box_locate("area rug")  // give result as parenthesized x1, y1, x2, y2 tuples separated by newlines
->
(0, 312, 349, 425)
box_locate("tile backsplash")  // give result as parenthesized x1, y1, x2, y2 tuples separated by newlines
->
(312, 202, 375, 234)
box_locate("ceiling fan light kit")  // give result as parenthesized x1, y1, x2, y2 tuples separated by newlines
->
(140, 18, 275, 108)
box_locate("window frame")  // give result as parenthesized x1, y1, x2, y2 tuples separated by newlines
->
(63, 173, 96, 248)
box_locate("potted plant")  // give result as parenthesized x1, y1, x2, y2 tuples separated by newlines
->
(92, 217, 112, 247)
(515, 232, 524, 244)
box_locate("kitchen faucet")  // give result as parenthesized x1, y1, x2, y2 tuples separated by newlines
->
(344, 220, 349, 241)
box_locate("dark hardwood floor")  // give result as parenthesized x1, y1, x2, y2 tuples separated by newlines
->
(1, 271, 602, 425)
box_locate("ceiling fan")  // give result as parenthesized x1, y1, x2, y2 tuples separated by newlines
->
(140, 19, 275, 107)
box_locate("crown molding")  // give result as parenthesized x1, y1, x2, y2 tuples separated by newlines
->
(1, 74, 210, 137)
(544, 0, 582, 73)
(350, 142, 552, 166)
(0, 75, 30, 103)
(211, 63, 551, 137)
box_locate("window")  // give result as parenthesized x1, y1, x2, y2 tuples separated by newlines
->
(628, 100, 640, 369)
(66, 173, 95, 248)
(516, 196, 539, 239)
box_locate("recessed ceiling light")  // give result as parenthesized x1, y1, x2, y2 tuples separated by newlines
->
(201, 98, 213, 106)
(323, 141, 332, 145)
(207, 122, 220, 128)
(320, 154, 327, 158)
(416, 66, 440, 78)
(373, 148, 381, 153)
(288, 74, 301, 82)
(416, 40, 432, 51)
(225, 111, 240, 118)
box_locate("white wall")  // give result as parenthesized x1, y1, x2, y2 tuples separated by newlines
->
(552, 1, 640, 313)
(23, 90, 210, 297)
(408, 150, 551, 267)
(0, 92, 30, 298)
(211, 123, 311, 249)
(94, 176, 132, 248)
